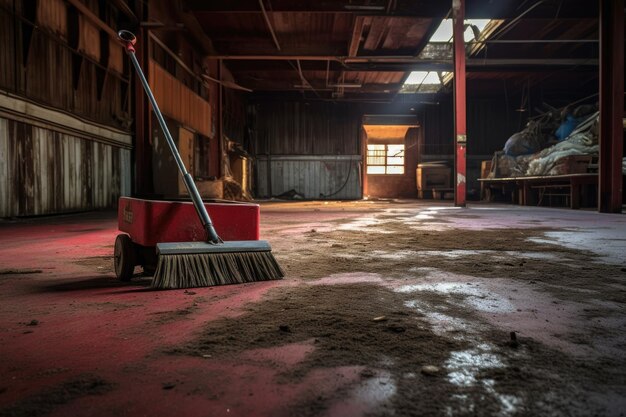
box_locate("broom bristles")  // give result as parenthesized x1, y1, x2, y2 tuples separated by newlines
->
(151, 250, 284, 289)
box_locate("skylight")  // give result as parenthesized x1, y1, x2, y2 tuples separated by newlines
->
(403, 18, 500, 93)
(404, 71, 441, 86)
(429, 19, 492, 43)
(401, 71, 450, 93)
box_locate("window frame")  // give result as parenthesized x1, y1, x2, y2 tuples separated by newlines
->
(366, 143, 405, 175)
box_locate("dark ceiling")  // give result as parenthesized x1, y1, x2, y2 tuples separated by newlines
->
(184, 0, 601, 101)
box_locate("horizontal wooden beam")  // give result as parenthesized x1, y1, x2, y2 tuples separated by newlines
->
(66, 0, 118, 39)
(109, 0, 138, 23)
(210, 54, 598, 67)
(185, 0, 597, 18)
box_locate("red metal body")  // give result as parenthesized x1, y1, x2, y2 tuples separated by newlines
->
(117, 197, 260, 247)
(452, 0, 467, 207)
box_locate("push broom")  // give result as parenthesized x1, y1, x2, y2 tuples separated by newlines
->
(118, 30, 284, 289)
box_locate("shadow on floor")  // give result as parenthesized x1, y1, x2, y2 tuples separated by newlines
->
(37, 275, 153, 293)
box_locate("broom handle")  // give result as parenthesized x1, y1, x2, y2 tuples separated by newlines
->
(121, 31, 222, 244)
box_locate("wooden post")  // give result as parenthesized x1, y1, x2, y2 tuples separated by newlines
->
(133, 2, 153, 196)
(452, 0, 467, 207)
(598, 0, 624, 213)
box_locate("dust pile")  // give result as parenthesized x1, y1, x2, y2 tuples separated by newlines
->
(0, 375, 113, 417)
(166, 216, 625, 416)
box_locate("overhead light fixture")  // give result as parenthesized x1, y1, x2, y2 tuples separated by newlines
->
(515, 108, 527, 112)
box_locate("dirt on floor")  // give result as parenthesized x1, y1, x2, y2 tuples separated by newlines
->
(160, 209, 626, 417)
(0, 375, 113, 417)
(2, 203, 625, 417)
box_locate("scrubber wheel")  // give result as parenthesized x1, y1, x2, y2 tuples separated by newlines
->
(114, 234, 136, 281)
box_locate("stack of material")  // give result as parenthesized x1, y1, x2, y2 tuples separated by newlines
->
(222, 137, 253, 201)
(525, 112, 598, 176)
(489, 103, 599, 178)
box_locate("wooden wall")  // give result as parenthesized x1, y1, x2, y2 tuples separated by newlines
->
(0, 0, 132, 216)
(251, 101, 360, 155)
(0, 117, 130, 217)
(148, 59, 212, 137)
(0, 1, 131, 129)
(248, 96, 524, 200)
(250, 101, 361, 199)
(420, 98, 519, 157)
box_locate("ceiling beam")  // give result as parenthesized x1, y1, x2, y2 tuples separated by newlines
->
(185, 0, 447, 16)
(208, 54, 599, 67)
(348, 17, 365, 57)
(259, 0, 282, 51)
(184, 0, 596, 18)
(109, 0, 138, 23)
(66, 0, 118, 39)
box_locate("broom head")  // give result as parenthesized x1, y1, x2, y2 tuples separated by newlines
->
(152, 240, 284, 289)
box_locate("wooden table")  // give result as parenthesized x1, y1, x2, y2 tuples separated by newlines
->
(479, 173, 598, 209)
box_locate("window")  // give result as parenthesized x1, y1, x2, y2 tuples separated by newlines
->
(367, 144, 405, 174)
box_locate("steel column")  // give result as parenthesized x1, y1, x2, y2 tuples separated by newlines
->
(452, 0, 466, 207)
(598, 0, 624, 213)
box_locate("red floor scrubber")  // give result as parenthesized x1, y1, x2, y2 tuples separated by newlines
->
(113, 30, 282, 288)
(113, 197, 264, 281)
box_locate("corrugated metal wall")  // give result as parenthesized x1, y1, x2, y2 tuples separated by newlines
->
(250, 101, 362, 199)
(256, 155, 361, 199)
(0, 117, 130, 217)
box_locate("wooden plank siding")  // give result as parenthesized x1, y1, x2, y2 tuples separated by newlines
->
(420, 98, 519, 156)
(24, 30, 74, 111)
(0, 117, 130, 217)
(0, 6, 131, 128)
(0, 6, 16, 93)
(78, 14, 100, 61)
(36, 0, 67, 39)
(250, 101, 362, 199)
(251, 101, 361, 155)
(0, 2, 132, 217)
(148, 60, 212, 137)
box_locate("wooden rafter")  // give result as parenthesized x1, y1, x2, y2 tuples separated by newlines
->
(348, 16, 364, 57)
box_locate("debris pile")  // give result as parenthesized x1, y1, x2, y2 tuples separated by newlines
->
(489, 103, 600, 178)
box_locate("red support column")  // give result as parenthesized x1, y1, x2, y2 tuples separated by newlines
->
(598, 0, 624, 213)
(452, 0, 467, 207)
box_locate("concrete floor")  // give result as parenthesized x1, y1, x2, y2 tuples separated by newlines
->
(0, 200, 625, 417)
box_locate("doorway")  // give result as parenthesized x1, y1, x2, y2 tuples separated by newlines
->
(362, 120, 420, 199)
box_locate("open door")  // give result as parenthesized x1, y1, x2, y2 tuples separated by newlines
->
(362, 122, 419, 199)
